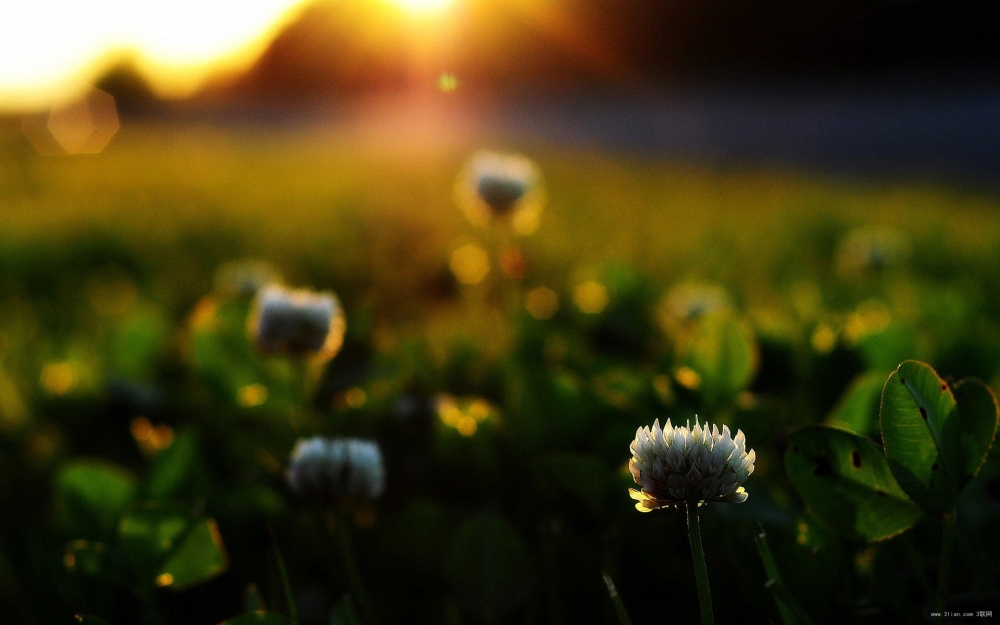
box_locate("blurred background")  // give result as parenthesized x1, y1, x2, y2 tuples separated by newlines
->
(2, 1, 1000, 624)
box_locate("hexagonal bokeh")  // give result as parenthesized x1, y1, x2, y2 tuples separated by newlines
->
(21, 87, 120, 155)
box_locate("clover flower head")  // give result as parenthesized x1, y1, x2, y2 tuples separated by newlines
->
(629, 417, 755, 511)
(836, 227, 912, 274)
(286, 437, 386, 501)
(455, 150, 545, 235)
(660, 282, 732, 324)
(249, 284, 346, 361)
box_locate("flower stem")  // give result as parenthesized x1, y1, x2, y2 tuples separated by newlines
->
(335, 506, 378, 625)
(935, 511, 956, 612)
(686, 502, 715, 625)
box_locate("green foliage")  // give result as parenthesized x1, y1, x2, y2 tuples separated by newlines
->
(56, 461, 137, 541)
(824, 370, 886, 436)
(880, 360, 999, 512)
(681, 312, 758, 405)
(119, 505, 228, 589)
(785, 426, 923, 542)
(446, 512, 535, 624)
(75, 616, 112, 625)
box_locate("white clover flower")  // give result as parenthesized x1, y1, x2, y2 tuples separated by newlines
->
(454, 150, 545, 235)
(249, 284, 346, 361)
(660, 282, 732, 324)
(629, 417, 755, 511)
(286, 437, 386, 501)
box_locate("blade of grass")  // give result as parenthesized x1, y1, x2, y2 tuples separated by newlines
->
(754, 524, 815, 625)
(268, 524, 299, 625)
(601, 571, 634, 625)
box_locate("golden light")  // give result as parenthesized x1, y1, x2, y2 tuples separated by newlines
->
(0, 0, 310, 110)
(386, 0, 456, 16)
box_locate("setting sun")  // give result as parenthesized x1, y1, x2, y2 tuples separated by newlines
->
(0, 0, 309, 110)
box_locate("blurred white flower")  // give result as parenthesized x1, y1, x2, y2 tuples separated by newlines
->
(660, 282, 732, 324)
(249, 284, 346, 361)
(629, 417, 754, 511)
(835, 227, 912, 274)
(286, 437, 386, 501)
(214, 258, 281, 298)
(455, 150, 545, 235)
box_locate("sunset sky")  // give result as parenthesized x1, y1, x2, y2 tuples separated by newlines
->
(0, 0, 456, 110)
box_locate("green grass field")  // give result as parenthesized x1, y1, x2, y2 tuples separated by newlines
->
(2, 120, 1000, 624)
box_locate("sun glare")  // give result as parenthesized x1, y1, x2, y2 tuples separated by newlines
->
(0, 0, 310, 110)
(387, 0, 456, 16)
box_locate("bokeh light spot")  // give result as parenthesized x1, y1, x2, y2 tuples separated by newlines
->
(45, 88, 119, 154)
(40, 362, 78, 396)
(573, 280, 608, 314)
(450, 244, 490, 285)
(674, 366, 702, 390)
(237, 383, 269, 407)
(438, 73, 458, 92)
(526, 287, 559, 320)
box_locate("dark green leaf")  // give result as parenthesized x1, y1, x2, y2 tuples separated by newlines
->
(536, 453, 615, 518)
(879, 361, 961, 511)
(786, 426, 922, 542)
(141, 430, 199, 500)
(119, 505, 227, 589)
(158, 517, 228, 589)
(56, 461, 136, 540)
(446, 512, 535, 623)
(75, 616, 113, 625)
(951, 377, 1000, 482)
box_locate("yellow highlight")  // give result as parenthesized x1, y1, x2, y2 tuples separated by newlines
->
(40, 362, 78, 396)
(435, 394, 495, 436)
(525, 287, 559, 320)
(811, 324, 838, 354)
(674, 366, 702, 390)
(450, 244, 490, 285)
(573, 280, 608, 314)
(155, 573, 174, 587)
(438, 73, 458, 92)
(130, 416, 174, 455)
(237, 383, 269, 407)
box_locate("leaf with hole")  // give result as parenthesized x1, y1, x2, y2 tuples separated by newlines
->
(786, 426, 922, 542)
(879, 360, 998, 512)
